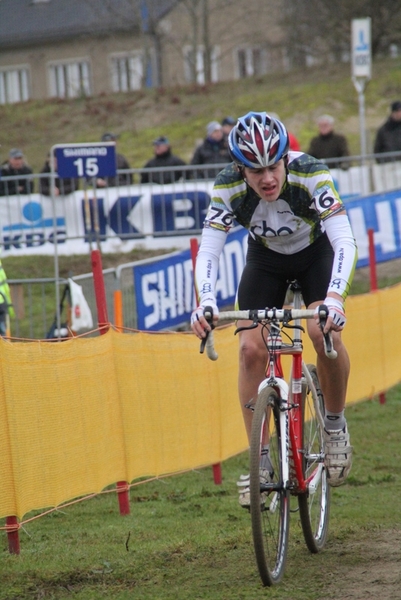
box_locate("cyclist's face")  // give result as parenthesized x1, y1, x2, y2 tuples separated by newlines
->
(243, 160, 286, 202)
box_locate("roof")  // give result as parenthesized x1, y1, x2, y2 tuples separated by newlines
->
(0, 0, 177, 48)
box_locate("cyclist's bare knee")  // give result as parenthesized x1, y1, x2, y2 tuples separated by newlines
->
(238, 328, 267, 371)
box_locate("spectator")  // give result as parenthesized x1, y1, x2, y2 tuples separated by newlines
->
(39, 151, 79, 196)
(141, 136, 187, 184)
(0, 148, 34, 196)
(221, 116, 236, 138)
(269, 112, 300, 151)
(221, 116, 236, 152)
(373, 100, 401, 163)
(307, 115, 350, 168)
(190, 121, 232, 179)
(96, 133, 133, 187)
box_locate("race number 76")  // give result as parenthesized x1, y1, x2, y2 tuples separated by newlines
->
(73, 157, 99, 177)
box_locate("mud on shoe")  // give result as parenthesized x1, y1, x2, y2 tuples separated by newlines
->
(323, 424, 353, 487)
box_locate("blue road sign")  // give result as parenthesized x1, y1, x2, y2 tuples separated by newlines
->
(55, 144, 117, 178)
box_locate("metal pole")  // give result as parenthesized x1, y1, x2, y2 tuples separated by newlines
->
(50, 147, 61, 336)
(352, 77, 367, 162)
(358, 81, 367, 159)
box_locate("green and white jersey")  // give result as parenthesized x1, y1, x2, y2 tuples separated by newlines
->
(204, 152, 344, 255)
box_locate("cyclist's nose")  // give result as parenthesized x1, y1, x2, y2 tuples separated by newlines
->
(260, 168, 274, 183)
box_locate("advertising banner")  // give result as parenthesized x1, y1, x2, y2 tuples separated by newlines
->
(132, 187, 401, 330)
(133, 227, 248, 331)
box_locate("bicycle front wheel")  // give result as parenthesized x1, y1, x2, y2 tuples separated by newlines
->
(298, 364, 331, 553)
(250, 386, 290, 586)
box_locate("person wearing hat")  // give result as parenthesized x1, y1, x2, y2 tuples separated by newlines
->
(96, 133, 133, 187)
(307, 115, 350, 169)
(190, 121, 232, 179)
(39, 150, 80, 197)
(374, 101, 401, 163)
(141, 136, 187, 185)
(0, 148, 34, 196)
(221, 116, 236, 137)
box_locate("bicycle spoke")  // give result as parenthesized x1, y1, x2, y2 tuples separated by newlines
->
(249, 386, 290, 586)
(298, 364, 331, 553)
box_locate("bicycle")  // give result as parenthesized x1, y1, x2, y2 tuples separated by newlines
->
(200, 281, 337, 586)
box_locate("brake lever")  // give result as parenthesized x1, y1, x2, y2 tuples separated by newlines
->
(318, 304, 338, 359)
(199, 306, 215, 354)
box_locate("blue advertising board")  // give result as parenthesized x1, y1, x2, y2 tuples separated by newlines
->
(346, 189, 401, 267)
(133, 227, 248, 331)
(55, 144, 117, 179)
(132, 186, 401, 330)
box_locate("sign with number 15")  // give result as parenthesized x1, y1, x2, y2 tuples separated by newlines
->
(53, 143, 117, 179)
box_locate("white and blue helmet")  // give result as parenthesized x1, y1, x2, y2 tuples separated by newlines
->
(228, 111, 290, 168)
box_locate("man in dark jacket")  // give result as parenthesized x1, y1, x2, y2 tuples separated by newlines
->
(307, 115, 350, 169)
(0, 148, 34, 196)
(39, 152, 79, 196)
(190, 121, 231, 179)
(374, 100, 401, 163)
(95, 133, 133, 187)
(141, 136, 187, 184)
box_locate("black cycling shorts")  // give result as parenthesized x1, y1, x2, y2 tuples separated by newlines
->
(237, 233, 334, 309)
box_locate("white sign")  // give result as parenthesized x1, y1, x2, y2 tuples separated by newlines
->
(351, 18, 372, 79)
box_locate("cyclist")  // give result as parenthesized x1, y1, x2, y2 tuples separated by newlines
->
(191, 112, 357, 507)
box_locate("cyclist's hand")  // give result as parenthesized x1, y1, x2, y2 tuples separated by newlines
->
(316, 297, 346, 333)
(191, 300, 219, 339)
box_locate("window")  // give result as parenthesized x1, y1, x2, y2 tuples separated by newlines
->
(48, 60, 91, 98)
(0, 67, 30, 104)
(183, 46, 219, 84)
(110, 53, 143, 92)
(236, 47, 266, 79)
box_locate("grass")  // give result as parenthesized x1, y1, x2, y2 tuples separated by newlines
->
(1, 57, 401, 172)
(1, 386, 400, 599)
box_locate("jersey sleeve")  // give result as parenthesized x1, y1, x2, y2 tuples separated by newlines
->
(312, 179, 344, 221)
(323, 214, 358, 301)
(204, 191, 235, 233)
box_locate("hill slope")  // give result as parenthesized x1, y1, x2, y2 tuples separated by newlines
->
(1, 57, 401, 173)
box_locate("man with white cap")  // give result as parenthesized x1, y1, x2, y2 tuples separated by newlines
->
(190, 121, 231, 178)
(307, 115, 350, 169)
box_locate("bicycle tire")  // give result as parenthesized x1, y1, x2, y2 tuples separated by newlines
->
(298, 364, 331, 553)
(250, 386, 290, 586)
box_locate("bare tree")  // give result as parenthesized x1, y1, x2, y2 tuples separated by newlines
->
(281, 0, 401, 67)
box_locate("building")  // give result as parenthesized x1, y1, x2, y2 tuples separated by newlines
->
(0, 0, 286, 104)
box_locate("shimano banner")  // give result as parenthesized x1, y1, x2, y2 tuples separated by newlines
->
(133, 228, 248, 331)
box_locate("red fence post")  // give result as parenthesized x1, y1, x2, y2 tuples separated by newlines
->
(367, 229, 386, 405)
(6, 516, 20, 554)
(91, 249, 130, 514)
(190, 237, 223, 485)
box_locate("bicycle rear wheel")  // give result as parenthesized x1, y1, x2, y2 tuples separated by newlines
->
(298, 364, 331, 553)
(250, 386, 290, 586)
